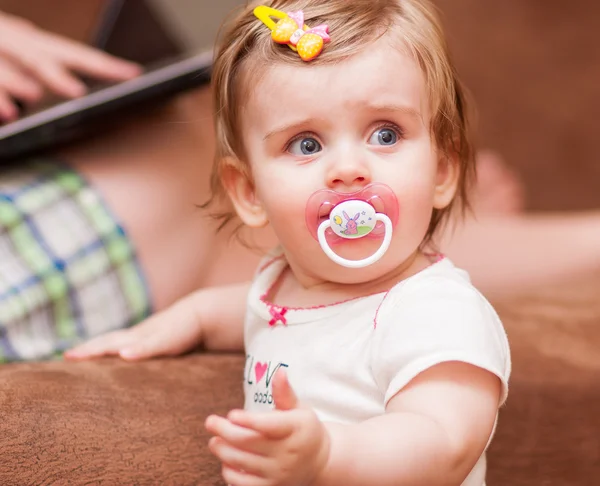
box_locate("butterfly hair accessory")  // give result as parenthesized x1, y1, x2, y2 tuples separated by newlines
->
(254, 6, 330, 62)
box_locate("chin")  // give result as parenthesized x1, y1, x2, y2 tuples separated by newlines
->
(312, 239, 410, 285)
(329, 236, 384, 258)
(326, 260, 403, 286)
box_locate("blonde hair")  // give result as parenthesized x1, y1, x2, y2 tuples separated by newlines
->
(207, 0, 475, 244)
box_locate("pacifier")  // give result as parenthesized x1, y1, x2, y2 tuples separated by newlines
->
(305, 183, 399, 268)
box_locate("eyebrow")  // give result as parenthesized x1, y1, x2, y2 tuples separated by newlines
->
(262, 104, 422, 142)
(359, 102, 422, 120)
(263, 119, 325, 142)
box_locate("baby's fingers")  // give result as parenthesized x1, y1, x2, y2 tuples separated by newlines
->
(117, 331, 187, 361)
(209, 437, 270, 480)
(228, 410, 295, 440)
(64, 330, 134, 360)
(205, 415, 265, 450)
(116, 318, 201, 361)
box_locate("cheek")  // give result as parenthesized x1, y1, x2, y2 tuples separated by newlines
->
(254, 165, 306, 207)
(392, 175, 437, 242)
(253, 168, 313, 242)
(400, 191, 434, 224)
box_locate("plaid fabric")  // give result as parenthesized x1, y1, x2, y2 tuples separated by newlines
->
(0, 162, 151, 362)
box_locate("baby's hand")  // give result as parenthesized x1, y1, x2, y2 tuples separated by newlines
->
(205, 370, 330, 486)
(64, 300, 202, 361)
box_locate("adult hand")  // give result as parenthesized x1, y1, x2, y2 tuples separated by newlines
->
(0, 10, 141, 121)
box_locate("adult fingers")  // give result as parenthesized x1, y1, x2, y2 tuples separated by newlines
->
(0, 91, 18, 121)
(20, 58, 87, 98)
(49, 36, 141, 81)
(0, 57, 42, 104)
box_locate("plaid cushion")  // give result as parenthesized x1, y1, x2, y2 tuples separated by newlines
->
(0, 162, 151, 362)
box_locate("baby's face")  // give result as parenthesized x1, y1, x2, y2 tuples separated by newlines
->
(237, 37, 456, 285)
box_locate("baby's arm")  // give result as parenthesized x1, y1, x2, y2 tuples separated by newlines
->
(319, 280, 509, 485)
(66, 282, 250, 360)
(193, 282, 250, 351)
(319, 361, 501, 485)
(206, 361, 501, 486)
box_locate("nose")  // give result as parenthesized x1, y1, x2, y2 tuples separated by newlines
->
(325, 156, 371, 191)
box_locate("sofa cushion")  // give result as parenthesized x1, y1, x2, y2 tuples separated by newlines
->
(1, 277, 599, 485)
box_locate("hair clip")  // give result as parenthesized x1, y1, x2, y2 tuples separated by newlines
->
(254, 6, 330, 62)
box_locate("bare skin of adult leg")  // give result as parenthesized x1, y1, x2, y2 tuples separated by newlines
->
(442, 151, 600, 297)
(441, 211, 600, 298)
(469, 149, 525, 216)
(60, 87, 276, 312)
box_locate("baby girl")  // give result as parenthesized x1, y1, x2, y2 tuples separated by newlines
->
(68, 1, 511, 484)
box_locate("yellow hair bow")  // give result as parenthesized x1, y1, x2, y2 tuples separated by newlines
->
(254, 6, 331, 62)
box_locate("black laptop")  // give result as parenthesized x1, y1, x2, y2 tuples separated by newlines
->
(0, 0, 242, 162)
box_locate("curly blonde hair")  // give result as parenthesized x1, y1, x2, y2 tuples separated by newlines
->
(206, 0, 475, 244)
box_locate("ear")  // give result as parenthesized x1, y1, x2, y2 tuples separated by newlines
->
(221, 157, 269, 228)
(432, 149, 460, 210)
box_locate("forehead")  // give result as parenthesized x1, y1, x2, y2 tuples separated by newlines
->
(241, 37, 428, 130)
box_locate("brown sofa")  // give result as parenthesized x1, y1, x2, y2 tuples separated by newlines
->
(2, 283, 600, 485)
(1, 0, 599, 484)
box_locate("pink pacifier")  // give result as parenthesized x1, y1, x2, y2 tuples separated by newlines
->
(305, 183, 399, 268)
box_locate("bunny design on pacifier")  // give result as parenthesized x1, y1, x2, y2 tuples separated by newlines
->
(305, 183, 399, 269)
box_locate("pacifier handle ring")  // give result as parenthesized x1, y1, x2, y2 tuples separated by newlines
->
(317, 214, 393, 268)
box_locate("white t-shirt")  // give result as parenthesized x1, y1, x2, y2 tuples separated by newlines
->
(244, 251, 511, 486)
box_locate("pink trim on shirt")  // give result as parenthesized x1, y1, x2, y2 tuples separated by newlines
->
(267, 303, 288, 327)
(423, 251, 445, 263)
(260, 290, 387, 312)
(258, 252, 447, 317)
(259, 262, 388, 312)
(257, 253, 286, 274)
(373, 289, 393, 329)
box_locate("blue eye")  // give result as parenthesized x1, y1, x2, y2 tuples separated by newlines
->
(369, 127, 398, 146)
(288, 137, 322, 155)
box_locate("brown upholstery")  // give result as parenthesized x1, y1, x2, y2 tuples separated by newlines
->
(488, 278, 600, 485)
(0, 0, 599, 484)
(437, 0, 599, 211)
(0, 355, 239, 485)
(2, 283, 600, 486)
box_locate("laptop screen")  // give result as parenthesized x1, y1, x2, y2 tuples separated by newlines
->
(94, 0, 245, 68)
